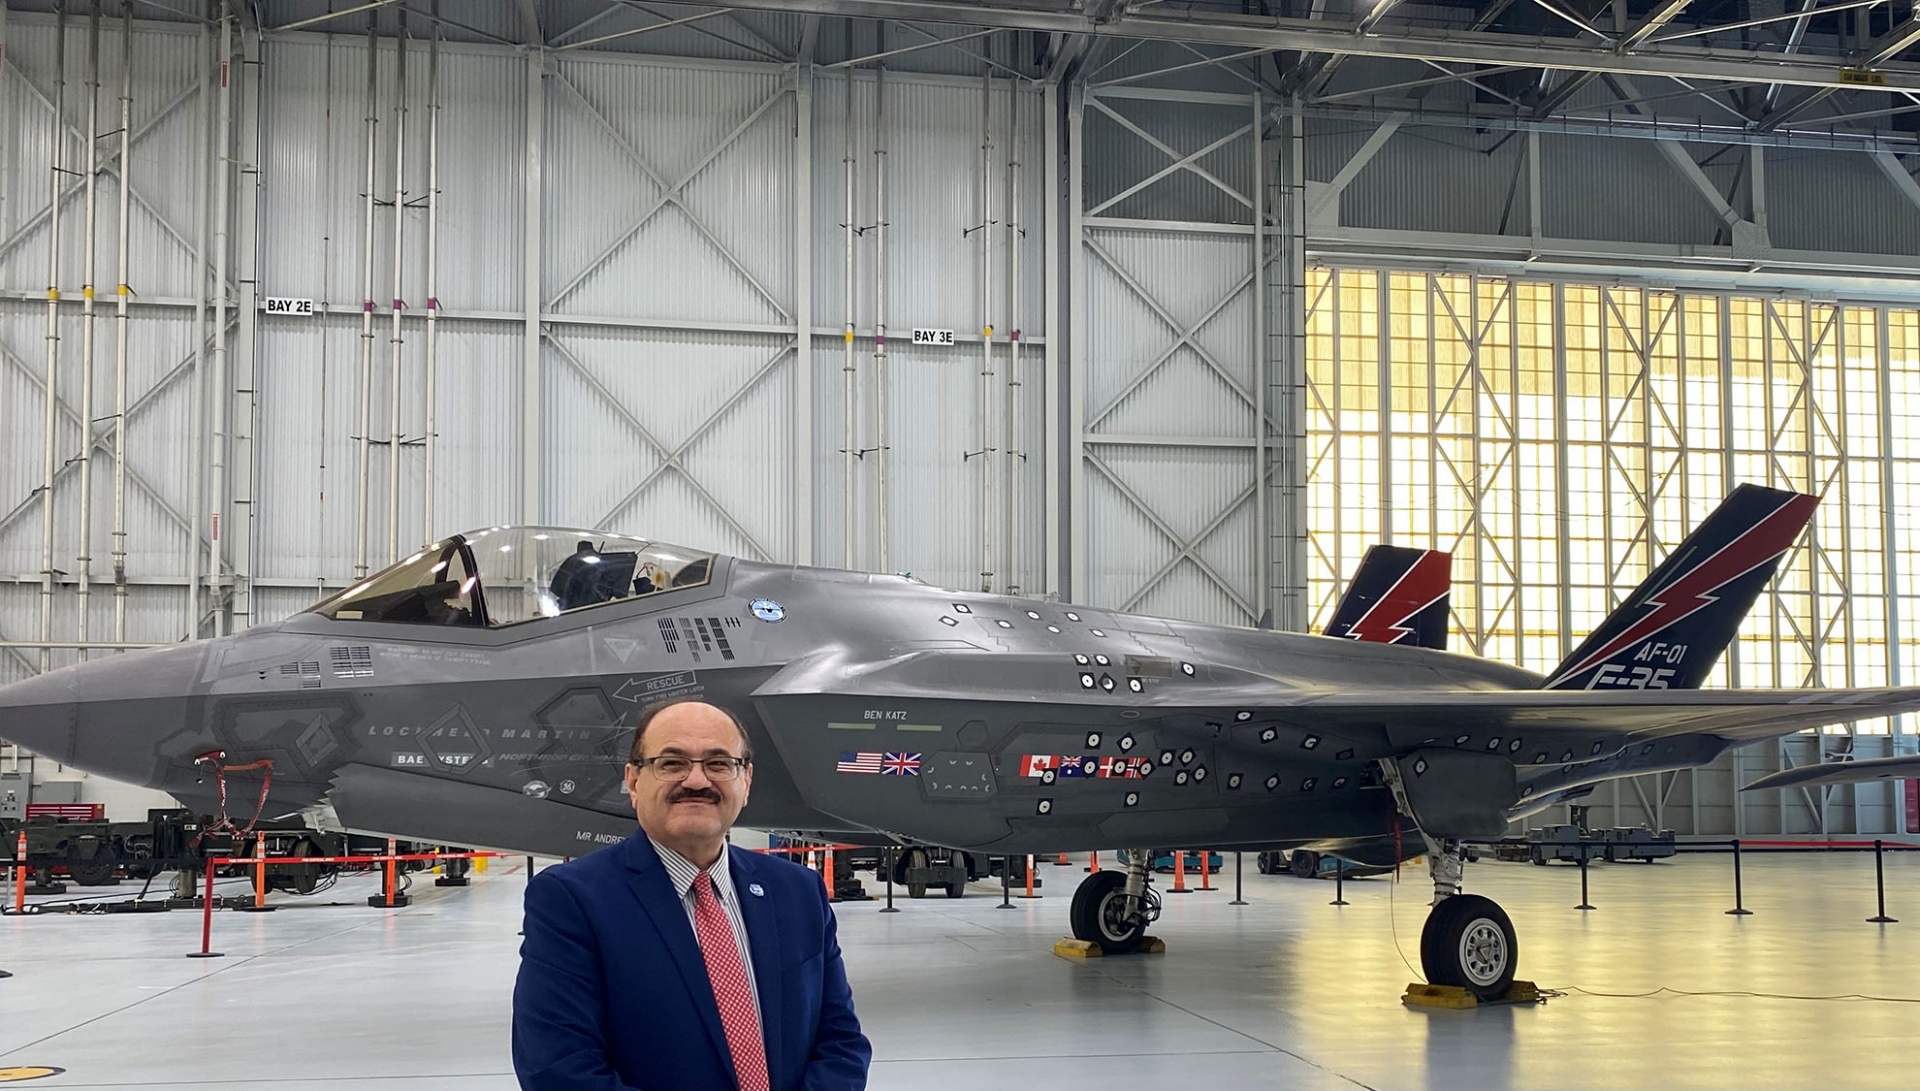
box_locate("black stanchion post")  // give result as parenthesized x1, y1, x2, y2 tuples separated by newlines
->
(1726, 838, 1751, 916)
(1229, 850, 1247, 906)
(1575, 849, 1595, 911)
(997, 856, 1015, 909)
(1868, 838, 1898, 924)
(1330, 857, 1349, 906)
(880, 848, 899, 914)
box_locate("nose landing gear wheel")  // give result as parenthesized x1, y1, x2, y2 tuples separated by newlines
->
(1420, 893, 1517, 1001)
(1070, 870, 1152, 953)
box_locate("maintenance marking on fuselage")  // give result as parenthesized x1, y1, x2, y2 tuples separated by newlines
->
(828, 722, 877, 731)
(0, 1068, 66, 1083)
(613, 670, 700, 704)
(897, 724, 944, 732)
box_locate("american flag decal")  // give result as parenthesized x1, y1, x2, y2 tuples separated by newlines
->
(881, 752, 921, 776)
(837, 751, 883, 774)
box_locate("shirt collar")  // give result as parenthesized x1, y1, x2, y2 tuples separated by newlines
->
(648, 837, 738, 905)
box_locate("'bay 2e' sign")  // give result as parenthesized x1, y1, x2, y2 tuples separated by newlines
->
(265, 297, 315, 316)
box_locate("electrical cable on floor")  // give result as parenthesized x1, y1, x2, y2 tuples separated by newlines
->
(1385, 856, 1422, 982)
(1558, 985, 1920, 1005)
(3, 875, 258, 913)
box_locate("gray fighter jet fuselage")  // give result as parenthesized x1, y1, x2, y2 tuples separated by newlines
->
(0, 538, 1541, 860)
(10, 496, 1920, 997)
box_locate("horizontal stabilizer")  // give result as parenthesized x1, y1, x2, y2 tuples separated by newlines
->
(1741, 753, 1920, 792)
(1323, 546, 1450, 650)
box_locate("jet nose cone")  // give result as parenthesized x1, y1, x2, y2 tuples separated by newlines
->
(0, 643, 207, 775)
(0, 667, 83, 763)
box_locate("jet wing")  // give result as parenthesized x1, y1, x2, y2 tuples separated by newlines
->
(1261, 687, 1920, 743)
(1740, 753, 1920, 792)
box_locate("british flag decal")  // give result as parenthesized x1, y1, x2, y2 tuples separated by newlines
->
(881, 752, 921, 776)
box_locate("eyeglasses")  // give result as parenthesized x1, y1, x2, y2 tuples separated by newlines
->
(630, 755, 750, 783)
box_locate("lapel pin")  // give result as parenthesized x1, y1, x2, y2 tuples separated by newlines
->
(748, 883, 765, 897)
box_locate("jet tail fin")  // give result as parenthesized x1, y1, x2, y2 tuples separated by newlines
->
(1323, 546, 1451, 650)
(1543, 484, 1819, 691)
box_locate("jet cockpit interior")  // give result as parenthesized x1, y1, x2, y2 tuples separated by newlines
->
(307, 528, 715, 627)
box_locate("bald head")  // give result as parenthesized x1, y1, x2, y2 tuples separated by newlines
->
(627, 699, 753, 764)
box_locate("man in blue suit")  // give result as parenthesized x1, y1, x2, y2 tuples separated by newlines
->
(513, 699, 872, 1090)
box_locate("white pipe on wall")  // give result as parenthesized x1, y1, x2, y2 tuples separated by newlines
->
(422, 0, 441, 547)
(1006, 76, 1023, 598)
(185, 4, 212, 639)
(842, 57, 857, 571)
(977, 62, 995, 594)
(110, 4, 133, 645)
(873, 48, 888, 574)
(39, 3, 68, 673)
(76, 2, 101, 662)
(353, 17, 378, 579)
(207, 0, 233, 637)
(385, 8, 409, 565)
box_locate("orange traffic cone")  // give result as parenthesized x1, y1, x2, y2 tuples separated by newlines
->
(1169, 849, 1190, 893)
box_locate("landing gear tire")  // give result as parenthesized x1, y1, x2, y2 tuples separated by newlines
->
(1070, 870, 1149, 954)
(1289, 851, 1320, 879)
(1256, 851, 1284, 875)
(903, 848, 929, 899)
(945, 852, 968, 898)
(1420, 894, 1517, 1001)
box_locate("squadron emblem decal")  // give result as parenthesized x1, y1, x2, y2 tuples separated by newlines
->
(750, 599, 786, 622)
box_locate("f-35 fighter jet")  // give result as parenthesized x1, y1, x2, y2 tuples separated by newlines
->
(4, 488, 1917, 998)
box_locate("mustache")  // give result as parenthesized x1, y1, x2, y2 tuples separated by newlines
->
(668, 787, 724, 804)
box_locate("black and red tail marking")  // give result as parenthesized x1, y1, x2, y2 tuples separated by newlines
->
(1324, 546, 1451, 651)
(1543, 485, 1819, 691)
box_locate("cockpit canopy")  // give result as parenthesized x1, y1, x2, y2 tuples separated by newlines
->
(306, 528, 716, 627)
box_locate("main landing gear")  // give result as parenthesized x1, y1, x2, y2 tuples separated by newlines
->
(1417, 841, 1517, 1000)
(1380, 759, 1520, 1001)
(1068, 847, 1161, 953)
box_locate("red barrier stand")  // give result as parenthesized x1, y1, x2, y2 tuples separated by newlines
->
(11, 831, 24, 915)
(1198, 850, 1215, 892)
(187, 859, 223, 958)
(1168, 850, 1190, 894)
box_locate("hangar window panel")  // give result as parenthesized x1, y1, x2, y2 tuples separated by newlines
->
(1303, 267, 1912, 734)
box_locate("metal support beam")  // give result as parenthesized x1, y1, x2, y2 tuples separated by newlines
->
(1765, 17, 1920, 128)
(1307, 111, 1406, 222)
(723, 0, 1920, 92)
(1870, 149, 1920, 213)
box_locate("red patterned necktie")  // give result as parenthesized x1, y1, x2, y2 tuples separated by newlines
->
(692, 870, 770, 1091)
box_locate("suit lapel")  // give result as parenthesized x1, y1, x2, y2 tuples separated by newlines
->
(729, 848, 785, 1082)
(620, 834, 733, 1074)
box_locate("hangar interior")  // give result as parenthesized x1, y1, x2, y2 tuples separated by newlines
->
(4, 0, 1919, 835)
(3, 2, 1920, 1088)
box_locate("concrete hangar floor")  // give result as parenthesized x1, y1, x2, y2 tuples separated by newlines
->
(0, 851, 1913, 1090)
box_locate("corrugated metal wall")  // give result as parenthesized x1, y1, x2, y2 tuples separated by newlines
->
(0, 13, 1053, 664)
(1079, 87, 1266, 629)
(0, 16, 209, 680)
(810, 70, 1046, 592)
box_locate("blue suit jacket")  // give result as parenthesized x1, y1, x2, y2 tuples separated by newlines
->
(512, 832, 871, 1091)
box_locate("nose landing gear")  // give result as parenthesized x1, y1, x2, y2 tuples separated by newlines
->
(1068, 848, 1161, 954)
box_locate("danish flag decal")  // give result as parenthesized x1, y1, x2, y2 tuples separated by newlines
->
(1543, 485, 1819, 691)
(1324, 546, 1452, 651)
